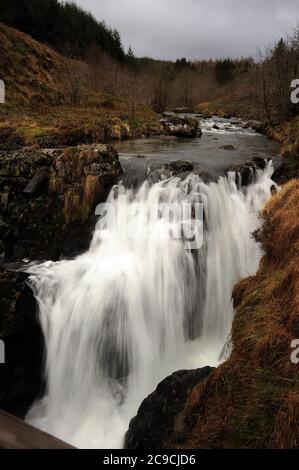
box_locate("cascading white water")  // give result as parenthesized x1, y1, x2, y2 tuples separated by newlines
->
(26, 161, 276, 449)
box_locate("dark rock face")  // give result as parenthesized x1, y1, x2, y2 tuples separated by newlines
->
(165, 160, 194, 175)
(125, 367, 213, 449)
(228, 156, 267, 186)
(0, 268, 43, 418)
(0, 144, 122, 417)
(0, 144, 122, 261)
(160, 117, 202, 138)
(271, 158, 299, 184)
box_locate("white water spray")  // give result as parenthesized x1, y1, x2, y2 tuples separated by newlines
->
(26, 161, 276, 448)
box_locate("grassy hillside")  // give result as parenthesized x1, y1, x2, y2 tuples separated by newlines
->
(0, 23, 161, 149)
(0, 22, 64, 104)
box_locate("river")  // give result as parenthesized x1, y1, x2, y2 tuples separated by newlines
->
(25, 116, 280, 448)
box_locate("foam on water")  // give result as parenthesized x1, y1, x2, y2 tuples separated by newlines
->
(26, 161, 276, 448)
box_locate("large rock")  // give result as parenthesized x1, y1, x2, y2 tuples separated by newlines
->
(227, 157, 267, 186)
(0, 144, 122, 260)
(0, 268, 43, 418)
(49, 143, 122, 222)
(165, 160, 194, 174)
(160, 117, 202, 138)
(125, 367, 213, 449)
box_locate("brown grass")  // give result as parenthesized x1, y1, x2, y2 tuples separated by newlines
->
(0, 22, 64, 104)
(0, 23, 161, 150)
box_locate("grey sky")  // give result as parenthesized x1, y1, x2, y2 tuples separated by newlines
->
(76, 0, 299, 60)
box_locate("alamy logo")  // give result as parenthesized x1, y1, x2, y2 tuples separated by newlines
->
(291, 79, 299, 104)
(0, 340, 5, 364)
(290, 339, 299, 365)
(0, 80, 5, 104)
(95, 199, 204, 250)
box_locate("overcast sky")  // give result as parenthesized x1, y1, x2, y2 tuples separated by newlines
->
(76, 0, 299, 60)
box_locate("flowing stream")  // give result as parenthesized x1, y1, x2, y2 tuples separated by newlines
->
(26, 153, 277, 449)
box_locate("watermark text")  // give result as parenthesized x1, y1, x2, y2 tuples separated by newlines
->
(0, 340, 5, 364)
(0, 80, 5, 104)
(291, 339, 299, 365)
(291, 79, 299, 104)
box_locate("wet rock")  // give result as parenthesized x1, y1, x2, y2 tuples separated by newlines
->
(251, 156, 267, 169)
(125, 367, 213, 449)
(23, 167, 49, 197)
(228, 157, 267, 186)
(160, 117, 202, 138)
(120, 158, 149, 188)
(149, 161, 194, 182)
(0, 144, 122, 261)
(0, 149, 51, 192)
(0, 268, 44, 418)
(272, 162, 286, 184)
(243, 120, 266, 133)
(0, 219, 9, 239)
(220, 145, 236, 151)
(192, 169, 213, 184)
(167, 160, 194, 174)
(148, 169, 171, 184)
(110, 123, 132, 140)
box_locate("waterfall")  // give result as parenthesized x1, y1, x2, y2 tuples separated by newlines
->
(26, 161, 276, 449)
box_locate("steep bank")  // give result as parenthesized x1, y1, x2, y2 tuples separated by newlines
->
(0, 144, 122, 261)
(267, 117, 299, 182)
(0, 22, 162, 150)
(125, 179, 299, 449)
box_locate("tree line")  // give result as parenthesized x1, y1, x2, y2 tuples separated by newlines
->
(255, 31, 299, 125)
(0, 0, 125, 61)
(2, 0, 298, 124)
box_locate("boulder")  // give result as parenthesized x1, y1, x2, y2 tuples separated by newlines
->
(166, 160, 194, 174)
(220, 145, 236, 151)
(0, 144, 122, 260)
(160, 117, 202, 138)
(23, 167, 49, 197)
(125, 367, 213, 449)
(0, 268, 43, 418)
(227, 157, 267, 186)
(271, 161, 294, 184)
(110, 122, 132, 140)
